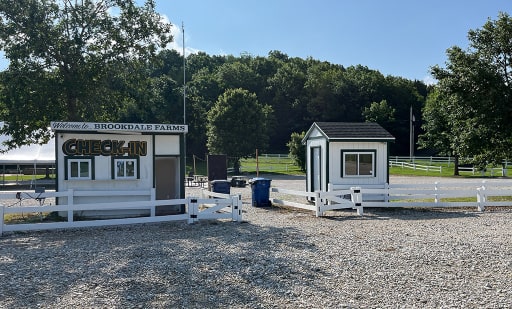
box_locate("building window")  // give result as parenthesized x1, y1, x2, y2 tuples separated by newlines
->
(341, 151, 375, 177)
(112, 156, 139, 179)
(65, 157, 94, 180)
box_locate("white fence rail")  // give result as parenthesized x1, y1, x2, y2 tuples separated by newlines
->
(272, 180, 512, 217)
(271, 187, 363, 217)
(1, 189, 242, 236)
(390, 156, 455, 165)
(389, 161, 442, 173)
(389, 156, 512, 169)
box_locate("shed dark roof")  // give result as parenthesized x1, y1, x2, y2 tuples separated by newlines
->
(312, 122, 395, 140)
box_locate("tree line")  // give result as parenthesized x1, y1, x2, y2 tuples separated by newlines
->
(0, 0, 427, 160)
(1, 1, 510, 175)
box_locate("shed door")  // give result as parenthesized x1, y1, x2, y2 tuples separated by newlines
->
(155, 157, 181, 215)
(312, 147, 321, 192)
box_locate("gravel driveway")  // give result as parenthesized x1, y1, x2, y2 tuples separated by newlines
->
(1, 175, 511, 308)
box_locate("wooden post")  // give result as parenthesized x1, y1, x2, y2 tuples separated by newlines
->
(193, 155, 196, 175)
(256, 149, 259, 177)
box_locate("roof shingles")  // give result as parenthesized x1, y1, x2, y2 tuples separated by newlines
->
(314, 122, 395, 140)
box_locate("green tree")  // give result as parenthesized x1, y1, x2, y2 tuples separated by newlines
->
(428, 12, 512, 167)
(418, 88, 462, 175)
(0, 0, 172, 148)
(287, 131, 306, 172)
(362, 99, 396, 125)
(381, 76, 425, 155)
(266, 56, 309, 151)
(206, 88, 273, 173)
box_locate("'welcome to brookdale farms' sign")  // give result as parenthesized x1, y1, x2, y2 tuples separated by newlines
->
(51, 121, 188, 133)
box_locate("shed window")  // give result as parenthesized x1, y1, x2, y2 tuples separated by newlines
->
(342, 151, 375, 177)
(65, 157, 94, 180)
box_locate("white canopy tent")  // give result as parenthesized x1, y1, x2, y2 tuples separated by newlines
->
(0, 122, 55, 165)
(0, 136, 55, 165)
(0, 124, 56, 187)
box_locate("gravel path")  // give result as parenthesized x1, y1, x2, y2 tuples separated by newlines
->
(1, 175, 512, 308)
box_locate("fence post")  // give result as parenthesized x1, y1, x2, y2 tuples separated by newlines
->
(0, 205, 4, 236)
(314, 192, 322, 217)
(477, 182, 486, 212)
(188, 197, 198, 224)
(150, 188, 156, 217)
(476, 188, 486, 212)
(434, 182, 439, 204)
(351, 187, 363, 216)
(231, 195, 242, 222)
(237, 194, 243, 222)
(68, 189, 74, 222)
(385, 183, 390, 203)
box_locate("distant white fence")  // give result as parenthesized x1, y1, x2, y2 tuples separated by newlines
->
(457, 166, 508, 177)
(0, 189, 242, 236)
(390, 156, 455, 165)
(389, 161, 442, 173)
(389, 160, 508, 176)
(389, 156, 512, 169)
(272, 180, 512, 217)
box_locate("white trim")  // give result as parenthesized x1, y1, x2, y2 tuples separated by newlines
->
(51, 121, 188, 133)
(67, 158, 92, 180)
(343, 151, 374, 177)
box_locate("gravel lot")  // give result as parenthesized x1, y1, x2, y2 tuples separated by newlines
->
(1, 175, 512, 308)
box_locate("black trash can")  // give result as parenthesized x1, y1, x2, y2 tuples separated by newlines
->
(250, 177, 272, 207)
(230, 176, 247, 187)
(211, 180, 231, 194)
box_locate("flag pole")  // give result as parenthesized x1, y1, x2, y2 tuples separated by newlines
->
(409, 106, 414, 159)
(182, 22, 186, 124)
(182, 22, 187, 176)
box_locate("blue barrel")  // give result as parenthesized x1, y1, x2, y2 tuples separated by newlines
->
(211, 180, 231, 194)
(250, 178, 272, 207)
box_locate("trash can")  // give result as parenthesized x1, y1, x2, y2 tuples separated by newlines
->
(211, 180, 231, 194)
(250, 177, 272, 207)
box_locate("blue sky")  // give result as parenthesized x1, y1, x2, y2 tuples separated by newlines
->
(160, 0, 510, 83)
(1, 0, 510, 83)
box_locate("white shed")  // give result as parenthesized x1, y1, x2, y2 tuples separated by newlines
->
(303, 122, 395, 194)
(52, 121, 187, 217)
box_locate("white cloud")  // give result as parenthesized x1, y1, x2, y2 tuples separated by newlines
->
(422, 74, 437, 86)
(167, 21, 201, 56)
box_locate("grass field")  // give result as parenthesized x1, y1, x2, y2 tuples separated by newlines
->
(187, 156, 510, 178)
(389, 160, 509, 178)
(239, 156, 303, 175)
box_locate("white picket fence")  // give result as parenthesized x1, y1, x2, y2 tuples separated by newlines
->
(272, 180, 512, 217)
(0, 189, 242, 236)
